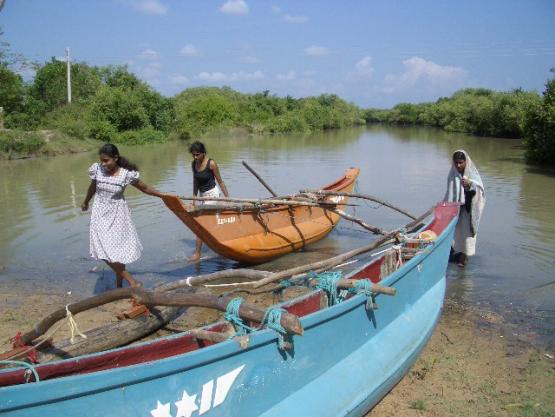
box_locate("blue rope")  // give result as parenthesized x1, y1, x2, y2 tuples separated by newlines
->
(0, 360, 40, 382)
(311, 271, 344, 306)
(349, 279, 377, 310)
(224, 297, 255, 336)
(262, 307, 287, 350)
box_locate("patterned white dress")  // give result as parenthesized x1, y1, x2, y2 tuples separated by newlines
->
(88, 162, 143, 264)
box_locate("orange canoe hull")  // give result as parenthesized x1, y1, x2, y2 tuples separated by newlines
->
(162, 168, 360, 264)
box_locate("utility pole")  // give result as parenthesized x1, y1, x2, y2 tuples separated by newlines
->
(66, 47, 72, 104)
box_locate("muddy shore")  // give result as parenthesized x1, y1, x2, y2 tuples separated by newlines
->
(0, 291, 553, 417)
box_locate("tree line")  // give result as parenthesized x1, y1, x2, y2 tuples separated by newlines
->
(0, 29, 553, 164)
(364, 79, 555, 165)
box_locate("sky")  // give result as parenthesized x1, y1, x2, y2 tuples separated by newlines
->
(1, 0, 554, 108)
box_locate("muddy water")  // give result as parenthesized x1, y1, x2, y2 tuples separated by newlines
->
(0, 126, 554, 349)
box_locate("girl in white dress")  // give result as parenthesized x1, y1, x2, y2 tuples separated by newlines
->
(81, 144, 165, 288)
(444, 150, 486, 267)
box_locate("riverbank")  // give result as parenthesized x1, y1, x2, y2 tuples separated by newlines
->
(0, 290, 552, 416)
(0, 129, 99, 160)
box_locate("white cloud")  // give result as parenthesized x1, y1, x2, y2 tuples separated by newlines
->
(283, 14, 309, 23)
(137, 49, 160, 60)
(180, 44, 199, 56)
(169, 75, 189, 84)
(220, 0, 249, 15)
(197, 70, 264, 82)
(354, 56, 374, 78)
(305, 46, 329, 56)
(122, 0, 167, 15)
(276, 70, 297, 81)
(271, 6, 281, 14)
(384, 57, 467, 93)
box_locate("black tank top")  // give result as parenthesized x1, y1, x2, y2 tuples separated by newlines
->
(192, 159, 216, 193)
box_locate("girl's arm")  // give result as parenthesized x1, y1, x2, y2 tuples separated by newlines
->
(81, 180, 97, 211)
(210, 160, 229, 197)
(132, 180, 166, 198)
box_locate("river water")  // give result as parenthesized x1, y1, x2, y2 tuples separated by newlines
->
(1, 126, 554, 350)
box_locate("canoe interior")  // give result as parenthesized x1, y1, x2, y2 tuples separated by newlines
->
(162, 168, 360, 263)
(0, 203, 459, 390)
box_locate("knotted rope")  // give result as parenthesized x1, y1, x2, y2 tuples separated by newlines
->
(224, 298, 290, 350)
(348, 279, 377, 310)
(66, 305, 87, 344)
(310, 271, 344, 306)
(224, 297, 254, 336)
(261, 307, 287, 350)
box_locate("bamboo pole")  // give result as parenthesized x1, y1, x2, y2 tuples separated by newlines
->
(149, 207, 434, 293)
(329, 208, 386, 235)
(19, 287, 303, 345)
(242, 161, 278, 197)
(179, 195, 355, 208)
(299, 190, 418, 220)
(250, 206, 433, 289)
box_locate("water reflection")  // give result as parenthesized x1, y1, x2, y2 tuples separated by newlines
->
(0, 125, 554, 349)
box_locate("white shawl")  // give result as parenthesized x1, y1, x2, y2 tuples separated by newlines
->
(444, 149, 486, 236)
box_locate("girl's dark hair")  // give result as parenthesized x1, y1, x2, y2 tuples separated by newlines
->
(189, 141, 207, 154)
(452, 151, 466, 161)
(99, 143, 139, 171)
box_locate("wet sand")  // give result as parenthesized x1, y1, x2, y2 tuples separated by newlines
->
(0, 291, 553, 417)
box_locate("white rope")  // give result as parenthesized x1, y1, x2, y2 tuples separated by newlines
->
(66, 305, 87, 345)
(186, 276, 193, 287)
(204, 282, 253, 288)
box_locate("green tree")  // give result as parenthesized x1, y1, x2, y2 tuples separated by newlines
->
(524, 78, 555, 165)
(30, 59, 101, 111)
(89, 86, 150, 131)
(0, 64, 25, 113)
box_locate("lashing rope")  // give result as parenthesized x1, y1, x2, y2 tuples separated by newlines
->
(310, 271, 344, 306)
(261, 307, 287, 350)
(348, 279, 377, 311)
(224, 298, 290, 350)
(224, 297, 255, 336)
(0, 360, 40, 382)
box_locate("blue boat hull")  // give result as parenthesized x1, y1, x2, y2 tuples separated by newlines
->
(1, 208, 457, 417)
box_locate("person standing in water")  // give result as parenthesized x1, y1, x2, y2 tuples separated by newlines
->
(81, 144, 166, 288)
(189, 141, 229, 262)
(444, 149, 486, 267)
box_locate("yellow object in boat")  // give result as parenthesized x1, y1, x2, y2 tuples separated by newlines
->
(418, 230, 437, 241)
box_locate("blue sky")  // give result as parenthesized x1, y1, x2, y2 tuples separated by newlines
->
(1, 0, 554, 107)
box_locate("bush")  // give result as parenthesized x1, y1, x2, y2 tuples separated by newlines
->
(524, 79, 555, 165)
(113, 127, 167, 145)
(0, 130, 44, 155)
(90, 86, 150, 131)
(87, 120, 117, 142)
(265, 113, 309, 133)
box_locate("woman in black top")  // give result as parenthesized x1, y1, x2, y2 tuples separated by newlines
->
(189, 141, 229, 261)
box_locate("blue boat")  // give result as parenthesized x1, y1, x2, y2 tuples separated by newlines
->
(0, 203, 459, 417)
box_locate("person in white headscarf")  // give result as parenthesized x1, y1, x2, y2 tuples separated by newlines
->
(444, 150, 486, 267)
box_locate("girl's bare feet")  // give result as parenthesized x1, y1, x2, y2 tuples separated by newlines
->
(458, 253, 467, 268)
(188, 253, 201, 262)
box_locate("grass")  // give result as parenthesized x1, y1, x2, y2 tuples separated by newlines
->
(408, 399, 427, 411)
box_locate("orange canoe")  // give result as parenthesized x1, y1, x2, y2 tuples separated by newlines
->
(162, 167, 360, 264)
